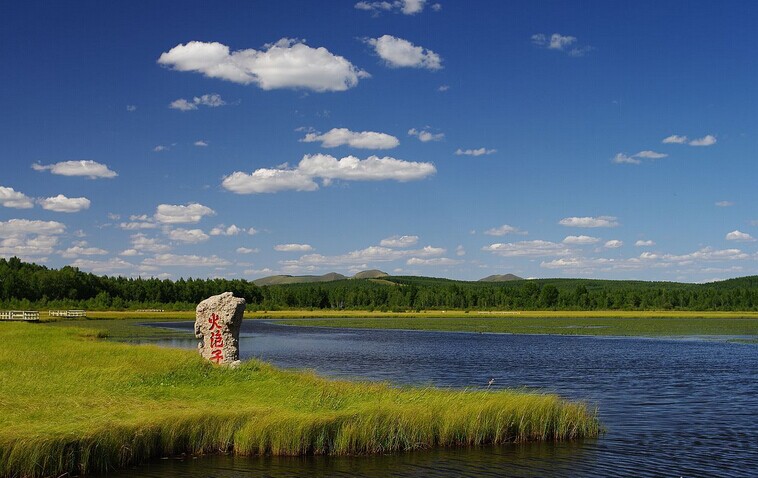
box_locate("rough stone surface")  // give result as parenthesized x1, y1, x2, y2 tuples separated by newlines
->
(195, 292, 246, 366)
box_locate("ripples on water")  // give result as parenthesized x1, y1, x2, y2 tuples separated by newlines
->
(121, 321, 757, 477)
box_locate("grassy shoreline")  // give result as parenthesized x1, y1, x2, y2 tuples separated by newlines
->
(63, 310, 758, 338)
(76, 309, 758, 321)
(1, 321, 600, 477)
(272, 316, 758, 338)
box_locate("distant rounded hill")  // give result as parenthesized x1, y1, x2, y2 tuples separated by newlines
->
(253, 272, 347, 286)
(352, 269, 389, 279)
(253, 270, 388, 286)
(478, 274, 524, 282)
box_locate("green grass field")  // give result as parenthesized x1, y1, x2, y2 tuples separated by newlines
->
(0, 321, 599, 477)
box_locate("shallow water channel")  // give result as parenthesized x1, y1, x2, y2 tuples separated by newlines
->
(122, 320, 757, 477)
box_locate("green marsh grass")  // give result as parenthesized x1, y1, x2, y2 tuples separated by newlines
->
(274, 315, 758, 337)
(0, 322, 599, 477)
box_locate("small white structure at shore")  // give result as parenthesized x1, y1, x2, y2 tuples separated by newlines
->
(0, 311, 40, 322)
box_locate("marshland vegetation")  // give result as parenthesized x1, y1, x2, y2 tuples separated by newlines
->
(0, 321, 600, 477)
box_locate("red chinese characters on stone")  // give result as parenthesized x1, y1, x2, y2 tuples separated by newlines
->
(210, 330, 224, 348)
(208, 313, 224, 363)
(208, 313, 221, 330)
(210, 349, 224, 363)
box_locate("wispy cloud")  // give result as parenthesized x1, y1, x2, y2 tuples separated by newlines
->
(531, 33, 592, 56)
(483, 240, 571, 257)
(169, 93, 226, 111)
(559, 216, 619, 228)
(355, 0, 434, 15)
(380, 235, 419, 248)
(484, 224, 526, 236)
(408, 128, 444, 142)
(611, 153, 641, 165)
(455, 148, 496, 156)
(274, 243, 314, 252)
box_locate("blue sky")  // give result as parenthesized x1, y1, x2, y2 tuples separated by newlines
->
(1, 0, 757, 282)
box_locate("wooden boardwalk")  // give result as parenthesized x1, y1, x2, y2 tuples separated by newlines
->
(48, 310, 87, 318)
(0, 311, 40, 322)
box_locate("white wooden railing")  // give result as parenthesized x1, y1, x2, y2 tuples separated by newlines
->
(0, 310, 41, 321)
(48, 310, 87, 318)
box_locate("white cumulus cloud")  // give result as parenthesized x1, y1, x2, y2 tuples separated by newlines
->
(209, 224, 244, 236)
(365, 35, 442, 70)
(559, 216, 619, 228)
(223, 154, 435, 194)
(32, 160, 117, 179)
(60, 244, 108, 258)
(0, 186, 34, 209)
(154, 203, 215, 224)
(130, 233, 171, 254)
(689, 135, 716, 147)
(0, 219, 66, 257)
(635, 240, 656, 247)
(222, 169, 319, 194)
(715, 201, 734, 207)
(158, 39, 369, 92)
(725, 230, 755, 242)
(237, 247, 259, 254)
(662, 135, 688, 144)
(604, 240, 623, 249)
(635, 150, 668, 159)
(563, 235, 600, 245)
(38, 195, 91, 213)
(301, 128, 399, 149)
(0, 219, 66, 237)
(166, 228, 210, 244)
(298, 154, 436, 182)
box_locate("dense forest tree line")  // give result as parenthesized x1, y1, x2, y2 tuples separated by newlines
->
(1, 257, 758, 311)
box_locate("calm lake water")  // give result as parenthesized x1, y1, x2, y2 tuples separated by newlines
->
(123, 321, 757, 477)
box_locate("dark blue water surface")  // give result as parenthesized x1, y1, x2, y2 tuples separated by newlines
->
(124, 321, 757, 477)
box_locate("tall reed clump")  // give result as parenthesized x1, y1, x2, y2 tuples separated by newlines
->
(0, 322, 600, 477)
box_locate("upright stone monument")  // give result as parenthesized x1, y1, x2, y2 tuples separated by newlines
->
(195, 292, 246, 366)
